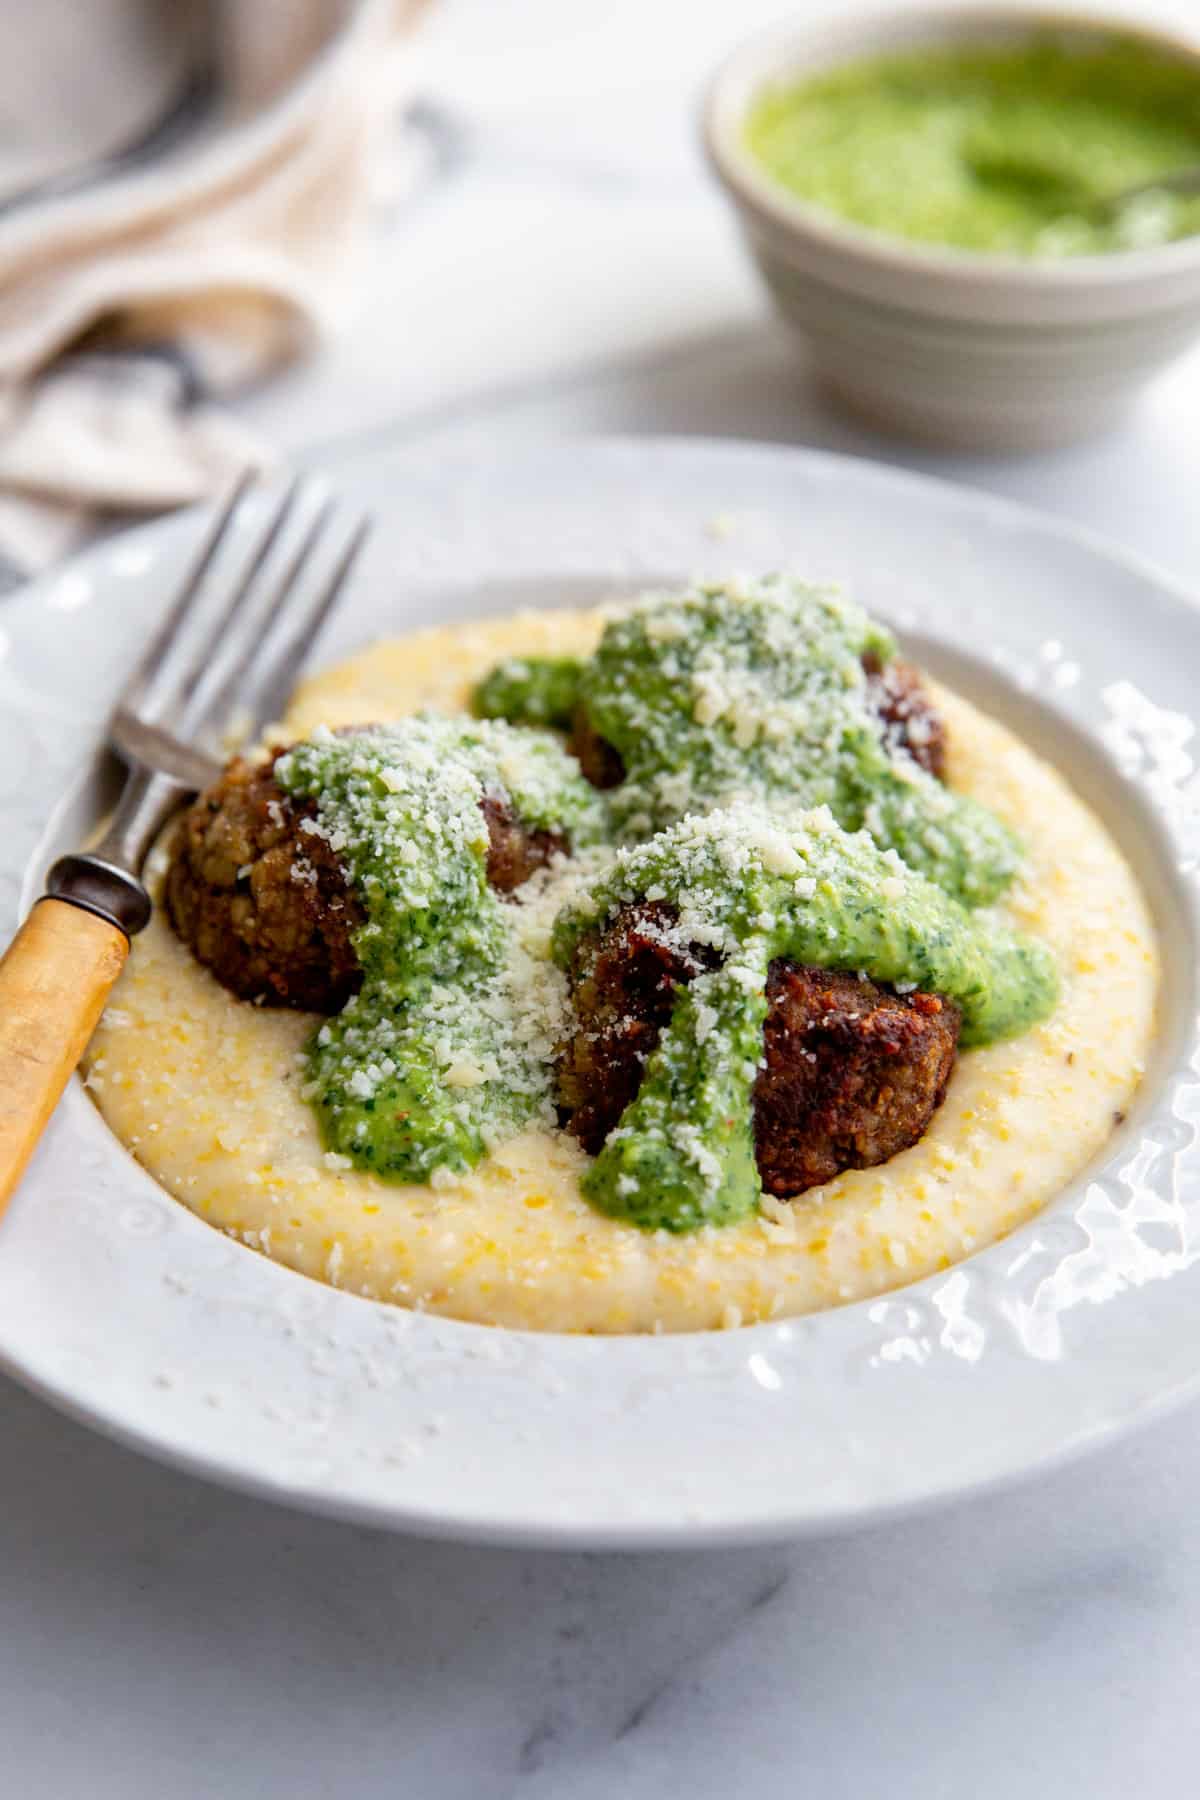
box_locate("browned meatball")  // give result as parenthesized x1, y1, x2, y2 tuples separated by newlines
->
(481, 794, 568, 891)
(559, 903, 960, 1196)
(754, 963, 959, 1196)
(165, 755, 364, 1013)
(862, 654, 947, 781)
(567, 704, 625, 790)
(557, 902, 718, 1154)
(167, 758, 569, 1012)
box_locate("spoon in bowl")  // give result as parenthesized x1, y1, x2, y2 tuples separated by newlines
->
(963, 137, 1200, 235)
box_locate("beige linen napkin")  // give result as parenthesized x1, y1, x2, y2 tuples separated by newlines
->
(0, 0, 428, 584)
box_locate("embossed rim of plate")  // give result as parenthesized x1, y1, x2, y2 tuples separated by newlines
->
(1, 437, 1198, 1549)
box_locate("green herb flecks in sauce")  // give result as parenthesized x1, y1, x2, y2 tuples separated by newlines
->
(552, 806, 1058, 1232)
(275, 716, 606, 1182)
(475, 576, 1019, 907)
(280, 581, 1060, 1233)
(743, 38, 1200, 258)
(473, 655, 581, 730)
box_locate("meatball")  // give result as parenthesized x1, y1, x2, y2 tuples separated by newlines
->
(560, 904, 960, 1196)
(165, 755, 364, 1013)
(557, 902, 718, 1154)
(567, 704, 625, 790)
(862, 654, 947, 781)
(753, 963, 959, 1196)
(167, 757, 569, 1012)
(481, 793, 568, 891)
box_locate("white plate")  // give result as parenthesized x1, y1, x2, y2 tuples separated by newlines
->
(1, 438, 1198, 1549)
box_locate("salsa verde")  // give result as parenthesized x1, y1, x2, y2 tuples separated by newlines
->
(743, 38, 1200, 257)
(279, 582, 1059, 1233)
(552, 806, 1058, 1232)
(475, 577, 1020, 908)
(276, 716, 605, 1183)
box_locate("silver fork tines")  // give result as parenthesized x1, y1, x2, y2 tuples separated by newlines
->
(48, 473, 371, 938)
(113, 472, 368, 762)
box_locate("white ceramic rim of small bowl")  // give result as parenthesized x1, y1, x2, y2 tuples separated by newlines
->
(703, 2, 1200, 291)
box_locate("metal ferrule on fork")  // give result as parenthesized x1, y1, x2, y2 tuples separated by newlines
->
(43, 768, 187, 938)
(45, 856, 153, 939)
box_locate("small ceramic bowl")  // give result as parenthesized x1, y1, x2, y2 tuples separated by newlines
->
(703, 6, 1200, 450)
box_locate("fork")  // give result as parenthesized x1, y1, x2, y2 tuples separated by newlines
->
(0, 472, 370, 1211)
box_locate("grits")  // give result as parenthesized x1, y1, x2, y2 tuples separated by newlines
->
(83, 607, 1159, 1333)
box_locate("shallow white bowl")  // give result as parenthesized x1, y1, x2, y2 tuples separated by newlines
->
(703, 6, 1200, 450)
(2, 438, 1200, 1547)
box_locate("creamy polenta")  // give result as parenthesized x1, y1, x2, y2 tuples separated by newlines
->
(83, 606, 1159, 1333)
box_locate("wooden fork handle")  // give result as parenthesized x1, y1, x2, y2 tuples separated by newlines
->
(0, 899, 129, 1214)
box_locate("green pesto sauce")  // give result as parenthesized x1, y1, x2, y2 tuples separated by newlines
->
(473, 655, 580, 730)
(743, 38, 1200, 258)
(551, 807, 1058, 1232)
(474, 576, 1020, 908)
(281, 581, 1060, 1234)
(275, 716, 606, 1183)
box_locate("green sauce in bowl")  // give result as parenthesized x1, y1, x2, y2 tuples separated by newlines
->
(743, 36, 1200, 257)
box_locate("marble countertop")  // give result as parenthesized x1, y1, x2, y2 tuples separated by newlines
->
(6, 1, 1200, 1794)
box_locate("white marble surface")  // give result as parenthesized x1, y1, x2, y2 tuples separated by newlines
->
(7, 1, 1200, 1793)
